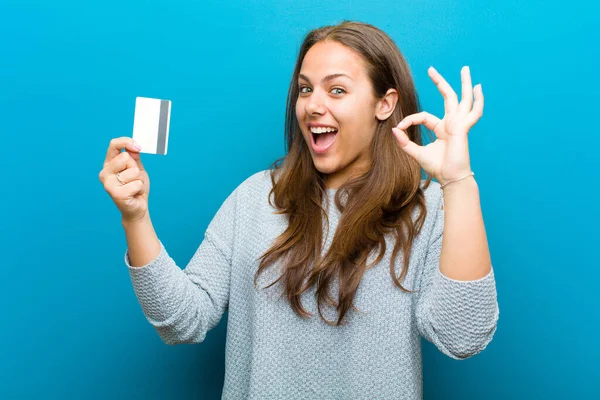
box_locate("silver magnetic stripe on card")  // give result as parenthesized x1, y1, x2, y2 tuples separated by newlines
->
(156, 100, 169, 154)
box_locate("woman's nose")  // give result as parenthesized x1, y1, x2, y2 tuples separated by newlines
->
(305, 91, 326, 115)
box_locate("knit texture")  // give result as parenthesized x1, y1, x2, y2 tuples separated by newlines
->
(125, 169, 499, 399)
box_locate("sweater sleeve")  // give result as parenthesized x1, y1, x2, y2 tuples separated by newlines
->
(124, 186, 238, 345)
(414, 190, 499, 360)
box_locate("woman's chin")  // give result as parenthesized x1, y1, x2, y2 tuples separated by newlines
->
(312, 158, 339, 175)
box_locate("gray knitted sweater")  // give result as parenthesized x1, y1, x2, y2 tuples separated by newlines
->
(125, 169, 499, 399)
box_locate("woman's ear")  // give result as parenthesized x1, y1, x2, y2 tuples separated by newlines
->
(375, 88, 398, 121)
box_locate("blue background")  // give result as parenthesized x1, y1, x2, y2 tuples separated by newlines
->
(1, 0, 598, 398)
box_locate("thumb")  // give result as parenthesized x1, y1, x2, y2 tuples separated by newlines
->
(392, 128, 421, 161)
(126, 149, 145, 171)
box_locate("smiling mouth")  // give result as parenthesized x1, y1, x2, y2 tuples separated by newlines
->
(311, 130, 337, 143)
(309, 126, 338, 140)
(310, 128, 338, 153)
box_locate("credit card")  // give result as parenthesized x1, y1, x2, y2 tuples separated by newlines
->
(132, 96, 171, 155)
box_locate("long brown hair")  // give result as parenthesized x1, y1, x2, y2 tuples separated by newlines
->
(255, 20, 433, 326)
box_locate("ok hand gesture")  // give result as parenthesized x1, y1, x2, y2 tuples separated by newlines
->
(392, 66, 483, 186)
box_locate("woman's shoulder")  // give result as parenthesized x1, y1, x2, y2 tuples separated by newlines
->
(236, 169, 273, 194)
(225, 169, 274, 208)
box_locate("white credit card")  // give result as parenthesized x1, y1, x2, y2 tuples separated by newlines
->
(132, 96, 171, 155)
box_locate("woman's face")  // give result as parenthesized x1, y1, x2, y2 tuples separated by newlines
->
(295, 40, 397, 189)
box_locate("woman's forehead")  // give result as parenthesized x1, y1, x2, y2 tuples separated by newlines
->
(300, 42, 365, 81)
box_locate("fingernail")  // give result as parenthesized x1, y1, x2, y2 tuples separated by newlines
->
(132, 140, 142, 151)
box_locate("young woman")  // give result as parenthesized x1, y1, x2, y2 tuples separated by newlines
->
(99, 20, 499, 400)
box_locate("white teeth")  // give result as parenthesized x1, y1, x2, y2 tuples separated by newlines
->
(309, 126, 338, 134)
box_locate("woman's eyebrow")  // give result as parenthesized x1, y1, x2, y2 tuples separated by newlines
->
(298, 73, 354, 83)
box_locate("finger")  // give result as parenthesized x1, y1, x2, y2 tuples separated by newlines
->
(114, 166, 142, 185)
(392, 128, 422, 161)
(465, 84, 484, 128)
(458, 66, 473, 113)
(127, 149, 146, 171)
(397, 111, 445, 138)
(104, 137, 142, 167)
(428, 66, 458, 114)
(108, 151, 138, 174)
(114, 179, 145, 199)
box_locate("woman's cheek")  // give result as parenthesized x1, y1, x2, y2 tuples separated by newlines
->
(295, 102, 303, 121)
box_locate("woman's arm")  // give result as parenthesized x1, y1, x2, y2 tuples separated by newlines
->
(439, 177, 491, 281)
(122, 214, 162, 267)
(125, 187, 239, 345)
(415, 186, 499, 360)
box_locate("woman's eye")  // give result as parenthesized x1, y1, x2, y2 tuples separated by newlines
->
(298, 86, 345, 95)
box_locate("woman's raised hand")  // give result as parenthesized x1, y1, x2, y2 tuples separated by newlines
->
(392, 66, 484, 186)
(98, 138, 150, 223)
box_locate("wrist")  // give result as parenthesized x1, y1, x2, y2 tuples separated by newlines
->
(440, 174, 478, 194)
(121, 213, 151, 227)
(438, 171, 475, 188)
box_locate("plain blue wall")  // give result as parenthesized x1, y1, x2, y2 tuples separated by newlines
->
(1, 0, 598, 398)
